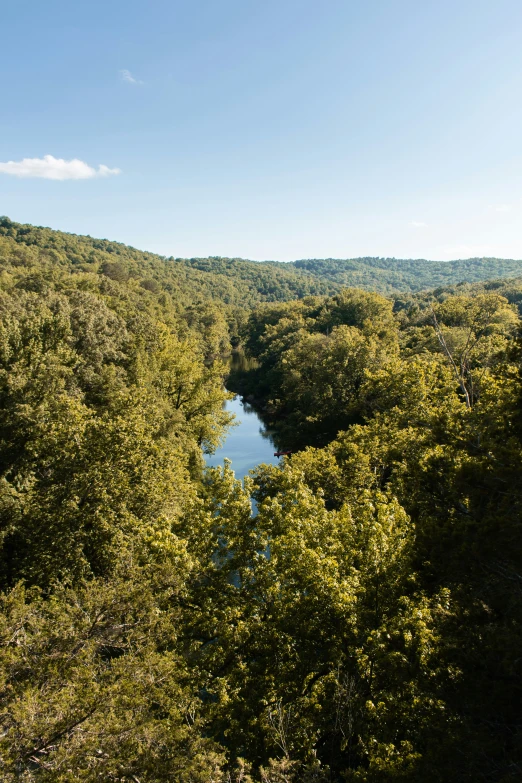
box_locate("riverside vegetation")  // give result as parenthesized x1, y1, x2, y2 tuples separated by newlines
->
(0, 217, 522, 781)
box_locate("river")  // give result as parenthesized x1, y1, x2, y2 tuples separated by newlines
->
(206, 395, 279, 480)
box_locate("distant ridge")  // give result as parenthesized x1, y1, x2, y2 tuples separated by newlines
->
(2, 217, 522, 302)
(293, 256, 522, 295)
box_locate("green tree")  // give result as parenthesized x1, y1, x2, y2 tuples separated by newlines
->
(0, 564, 227, 783)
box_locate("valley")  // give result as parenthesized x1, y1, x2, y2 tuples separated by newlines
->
(1, 218, 521, 782)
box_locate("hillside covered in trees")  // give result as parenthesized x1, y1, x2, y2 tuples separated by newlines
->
(294, 256, 522, 294)
(3, 218, 522, 309)
(0, 219, 521, 782)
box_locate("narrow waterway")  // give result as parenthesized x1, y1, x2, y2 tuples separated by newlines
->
(206, 395, 279, 480)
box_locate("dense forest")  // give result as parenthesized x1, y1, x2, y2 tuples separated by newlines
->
(0, 218, 521, 782)
(3, 217, 522, 308)
(294, 256, 522, 294)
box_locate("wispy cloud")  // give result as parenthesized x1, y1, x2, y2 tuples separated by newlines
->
(0, 155, 121, 180)
(491, 204, 512, 213)
(120, 69, 144, 85)
(410, 220, 428, 228)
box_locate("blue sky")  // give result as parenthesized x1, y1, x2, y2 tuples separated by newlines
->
(1, 0, 522, 261)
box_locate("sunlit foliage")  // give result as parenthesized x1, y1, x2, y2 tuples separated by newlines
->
(0, 220, 521, 781)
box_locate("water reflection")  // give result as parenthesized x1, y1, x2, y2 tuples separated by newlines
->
(206, 395, 278, 481)
(229, 350, 260, 373)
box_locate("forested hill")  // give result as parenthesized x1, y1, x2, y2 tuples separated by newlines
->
(0, 217, 337, 309)
(3, 217, 522, 304)
(294, 255, 522, 293)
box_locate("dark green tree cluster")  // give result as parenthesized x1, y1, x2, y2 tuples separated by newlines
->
(221, 284, 522, 780)
(230, 286, 520, 445)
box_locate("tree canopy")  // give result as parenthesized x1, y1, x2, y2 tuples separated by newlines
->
(1, 219, 521, 782)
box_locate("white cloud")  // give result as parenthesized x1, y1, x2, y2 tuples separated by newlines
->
(410, 220, 428, 228)
(0, 155, 121, 180)
(492, 204, 511, 213)
(120, 69, 144, 85)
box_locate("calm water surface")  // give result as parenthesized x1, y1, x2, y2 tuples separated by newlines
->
(206, 395, 279, 480)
